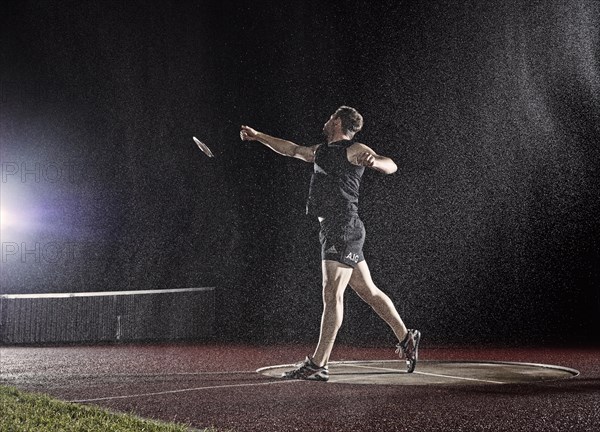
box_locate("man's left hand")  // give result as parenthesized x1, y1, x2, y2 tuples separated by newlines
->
(354, 152, 375, 167)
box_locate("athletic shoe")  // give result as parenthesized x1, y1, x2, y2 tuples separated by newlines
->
(395, 329, 421, 373)
(281, 356, 329, 381)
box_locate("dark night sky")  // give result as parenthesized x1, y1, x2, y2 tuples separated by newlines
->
(1, 0, 599, 345)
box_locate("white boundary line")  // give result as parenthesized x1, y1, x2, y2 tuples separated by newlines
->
(256, 364, 296, 374)
(415, 371, 505, 384)
(69, 380, 298, 403)
(19, 371, 258, 378)
(344, 364, 506, 384)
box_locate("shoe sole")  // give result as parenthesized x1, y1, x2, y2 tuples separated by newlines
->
(281, 374, 329, 382)
(406, 330, 421, 373)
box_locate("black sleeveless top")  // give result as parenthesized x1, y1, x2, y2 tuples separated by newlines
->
(306, 139, 365, 219)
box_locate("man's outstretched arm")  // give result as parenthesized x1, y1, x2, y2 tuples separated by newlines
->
(240, 125, 316, 163)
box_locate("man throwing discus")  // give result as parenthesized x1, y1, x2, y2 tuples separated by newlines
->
(240, 106, 420, 381)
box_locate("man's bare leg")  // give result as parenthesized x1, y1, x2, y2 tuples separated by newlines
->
(311, 260, 354, 367)
(349, 260, 408, 342)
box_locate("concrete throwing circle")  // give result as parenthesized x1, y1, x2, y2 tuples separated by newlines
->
(257, 360, 579, 385)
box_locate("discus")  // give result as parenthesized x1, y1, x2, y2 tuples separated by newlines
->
(193, 136, 215, 157)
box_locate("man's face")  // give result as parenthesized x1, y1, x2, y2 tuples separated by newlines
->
(323, 114, 339, 138)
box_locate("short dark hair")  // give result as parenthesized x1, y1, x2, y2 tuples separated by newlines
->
(333, 106, 363, 137)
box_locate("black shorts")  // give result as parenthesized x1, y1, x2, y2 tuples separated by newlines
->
(319, 215, 366, 268)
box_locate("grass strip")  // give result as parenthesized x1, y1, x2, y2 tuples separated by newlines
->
(0, 385, 217, 432)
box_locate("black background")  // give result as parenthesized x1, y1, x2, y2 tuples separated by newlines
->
(1, 0, 599, 345)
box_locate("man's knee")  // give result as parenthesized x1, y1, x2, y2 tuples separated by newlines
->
(322, 282, 345, 306)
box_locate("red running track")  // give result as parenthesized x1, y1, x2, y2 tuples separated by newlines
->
(1, 343, 599, 431)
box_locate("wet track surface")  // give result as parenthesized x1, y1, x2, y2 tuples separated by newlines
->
(1, 344, 599, 431)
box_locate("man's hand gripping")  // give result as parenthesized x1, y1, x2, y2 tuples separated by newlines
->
(240, 125, 259, 141)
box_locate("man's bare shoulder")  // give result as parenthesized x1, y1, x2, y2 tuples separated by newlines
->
(348, 142, 376, 155)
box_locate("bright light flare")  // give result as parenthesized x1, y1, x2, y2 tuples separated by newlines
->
(0, 208, 15, 230)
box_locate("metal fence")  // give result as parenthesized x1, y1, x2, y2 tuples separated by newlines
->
(0, 287, 215, 344)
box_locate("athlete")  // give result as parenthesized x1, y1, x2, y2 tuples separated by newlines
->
(240, 106, 420, 381)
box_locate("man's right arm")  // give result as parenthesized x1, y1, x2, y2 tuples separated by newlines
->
(240, 125, 316, 163)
